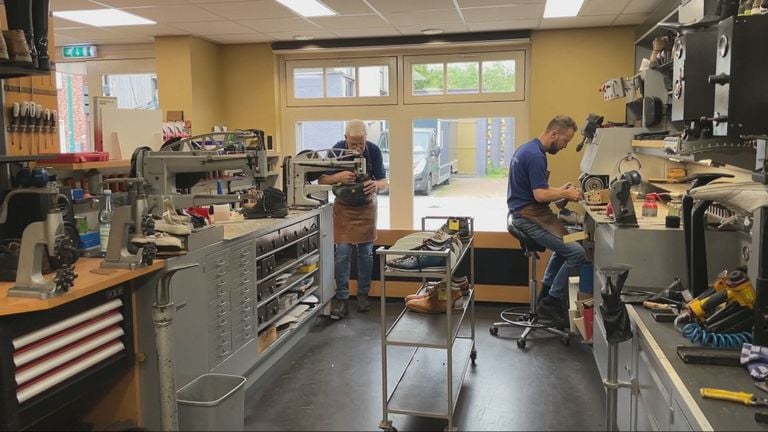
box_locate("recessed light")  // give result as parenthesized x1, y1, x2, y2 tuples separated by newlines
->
(52, 8, 155, 27)
(276, 0, 337, 17)
(294, 35, 315, 40)
(543, 0, 585, 18)
(422, 28, 444, 35)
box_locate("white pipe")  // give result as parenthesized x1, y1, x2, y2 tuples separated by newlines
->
(15, 327, 124, 386)
(16, 341, 124, 403)
(12, 299, 123, 350)
(14, 312, 123, 367)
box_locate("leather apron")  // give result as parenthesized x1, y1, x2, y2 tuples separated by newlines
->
(515, 202, 568, 239)
(333, 196, 377, 244)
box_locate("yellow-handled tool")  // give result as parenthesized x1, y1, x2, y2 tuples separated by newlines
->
(700, 388, 768, 406)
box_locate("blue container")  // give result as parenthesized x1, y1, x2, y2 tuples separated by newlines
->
(579, 264, 594, 294)
(79, 231, 100, 249)
(70, 188, 85, 201)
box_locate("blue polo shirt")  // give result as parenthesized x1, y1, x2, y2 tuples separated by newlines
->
(507, 138, 549, 212)
(326, 140, 386, 180)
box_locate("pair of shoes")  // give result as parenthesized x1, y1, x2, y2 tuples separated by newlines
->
(330, 297, 349, 320)
(405, 282, 464, 314)
(405, 278, 469, 302)
(536, 284, 551, 306)
(535, 295, 569, 328)
(357, 294, 371, 313)
(132, 232, 184, 250)
(439, 217, 471, 242)
(387, 254, 446, 272)
(153, 211, 193, 235)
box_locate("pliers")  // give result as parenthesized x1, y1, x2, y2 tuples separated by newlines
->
(700, 388, 768, 406)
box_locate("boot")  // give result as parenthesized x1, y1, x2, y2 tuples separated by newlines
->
(405, 284, 463, 314)
(405, 282, 439, 302)
(4, 0, 36, 68)
(330, 297, 348, 320)
(32, 0, 50, 70)
(2, 30, 31, 65)
(357, 294, 371, 313)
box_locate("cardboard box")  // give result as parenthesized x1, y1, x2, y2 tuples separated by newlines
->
(257, 325, 277, 353)
(166, 110, 184, 121)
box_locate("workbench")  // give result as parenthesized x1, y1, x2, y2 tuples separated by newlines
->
(0, 258, 165, 430)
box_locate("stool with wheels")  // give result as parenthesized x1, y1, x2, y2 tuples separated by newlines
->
(489, 211, 570, 349)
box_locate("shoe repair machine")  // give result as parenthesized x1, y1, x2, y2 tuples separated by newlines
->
(282, 149, 367, 208)
(102, 130, 277, 269)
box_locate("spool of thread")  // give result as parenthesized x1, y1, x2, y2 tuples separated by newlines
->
(666, 215, 681, 228)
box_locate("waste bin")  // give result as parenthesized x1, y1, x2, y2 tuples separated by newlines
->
(177, 373, 247, 431)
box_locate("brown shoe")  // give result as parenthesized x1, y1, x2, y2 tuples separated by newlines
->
(3, 30, 32, 65)
(405, 281, 440, 303)
(406, 284, 463, 314)
(451, 276, 469, 293)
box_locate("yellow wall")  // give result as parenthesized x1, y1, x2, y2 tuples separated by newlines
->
(529, 26, 635, 188)
(155, 37, 194, 125)
(189, 37, 224, 135)
(221, 44, 280, 142)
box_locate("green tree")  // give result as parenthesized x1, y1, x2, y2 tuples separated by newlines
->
(412, 61, 516, 94)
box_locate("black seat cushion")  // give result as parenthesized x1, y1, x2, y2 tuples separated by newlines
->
(507, 211, 546, 253)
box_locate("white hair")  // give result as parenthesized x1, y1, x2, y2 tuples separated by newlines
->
(345, 120, 367, 138)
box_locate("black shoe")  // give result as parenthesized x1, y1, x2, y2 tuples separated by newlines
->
(330, 298, 348, 320)
(357, 294, 371, 313)
(536, 295, 569, 328)
(536, 284, 551, 306)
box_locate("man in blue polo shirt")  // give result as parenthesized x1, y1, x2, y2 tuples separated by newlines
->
(508, 115, 587, 327)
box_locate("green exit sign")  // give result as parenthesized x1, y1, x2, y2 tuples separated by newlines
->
(62, 45, 97, 59)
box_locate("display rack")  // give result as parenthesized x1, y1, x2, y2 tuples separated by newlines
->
(376, 216, 476, 432)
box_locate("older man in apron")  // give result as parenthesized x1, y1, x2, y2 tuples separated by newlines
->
(507, 115, 587, 328)
(319, 120, 388, 319)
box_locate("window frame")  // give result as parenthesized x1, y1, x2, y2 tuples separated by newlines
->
(404, 50, 525, 104)
(285, 56, 398, 107)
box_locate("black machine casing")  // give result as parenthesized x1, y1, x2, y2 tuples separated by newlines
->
(711, 14, 768, 136)
(672, 27, 718, 122)
(0, 190, 74, 240)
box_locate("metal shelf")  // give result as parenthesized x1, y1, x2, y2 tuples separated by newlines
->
(258, 285, 320, 332)
(385, 289, 474, 349)
(386, 338, 474, 419)
(257, 268, 318, 307)
(260, 250, 319, 282)
(255, 230, 318, 262)
(258, 299, 322, 358)
(381, 238, 473, 278)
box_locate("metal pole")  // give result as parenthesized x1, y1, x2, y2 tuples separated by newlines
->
(380, 251, 389, 429)
(153, 263, 198, 432)
(605, 343, 619, 432)
(446, 251, 453, 430)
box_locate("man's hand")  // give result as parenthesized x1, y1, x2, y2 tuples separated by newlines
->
(363, 180, 377, 196)
(334, 171, 356, 184)
(564, 186, 583, 202)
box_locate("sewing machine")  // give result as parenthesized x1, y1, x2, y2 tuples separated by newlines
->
(282, 149, 366, 208)
(578, 127, 648, 192)
(101, 131, 274, 268)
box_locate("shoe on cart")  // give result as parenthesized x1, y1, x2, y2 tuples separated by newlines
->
(405, 281, 441, 302)
(406, 284, 463, 314)
(357, 294, 371, 313)
(330, 297, 348, 320)
(451, 276, 469, 295)
(387, 254, 446, 272)
(439, 217, 471, 242)
(536, 295, 569, 328)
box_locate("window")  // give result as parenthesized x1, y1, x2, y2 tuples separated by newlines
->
(286, 57, 396, 106)
(102, 73, 158, 109)
(405, 50, 525, 104)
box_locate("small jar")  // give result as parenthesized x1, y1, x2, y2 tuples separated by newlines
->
(642, 196, 658, 217)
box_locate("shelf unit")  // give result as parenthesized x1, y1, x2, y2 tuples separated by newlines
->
(376, 216, 476, 432)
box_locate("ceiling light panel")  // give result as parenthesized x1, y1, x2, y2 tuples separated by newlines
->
(543, 0, 584, 18)
(275, 0, 337, 17)
(52, 8, 156, 26)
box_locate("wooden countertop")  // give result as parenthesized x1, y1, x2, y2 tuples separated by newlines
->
(0, 258, 164, 316)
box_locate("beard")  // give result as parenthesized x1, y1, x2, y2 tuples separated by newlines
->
(547, 147, 561, 155)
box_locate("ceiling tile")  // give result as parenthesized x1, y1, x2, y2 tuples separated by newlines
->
(467, 18, 539, 31)
(196, 1, 298, 20)
(51, 0, 107, 11)
(89, 36, 157, 44)
(265, 29, 339, 41)
(126, 5, 224, 23)
(202, 33, 275, 44)
(239, 17, 320, 33)
(55, 26, 121, 39)
(613, 12, 648, 25)
(461, 4, 544, 22)
(580, 0, 629, 16)
(459, 0, 545, 6)
(384, 9, 462, 26)
(332, 27, 401, 37)
(624, 0, 663, 14)
(321, 0, 376, 15)
(171, 20, 254, 34)
(366, 0, 456, 13)
(539, 15, 616, 29)
(99, 0, 188, 7)
(395, 23, 469, 35)
(54, 33, 81, 43)
(310, 14, 389, 29)
(105, 24, 191, 37)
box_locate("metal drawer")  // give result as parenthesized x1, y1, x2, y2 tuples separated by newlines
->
(204, 248, 230, 273)
(231, 286, 254, 309)
(257, 255, 276, 279)
(307, 233, 319, 252)
(257, 278, 276, 302)
(206, 278, 229, 304)
(208, 296, 231, 320)
(257, 300, 279, 325)
(637, 334, 672, 431)
(209, 336, 232, 367)
(232, 316, 255, 351)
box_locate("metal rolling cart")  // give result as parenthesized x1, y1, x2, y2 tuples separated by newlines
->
(377, 216, 476, 432)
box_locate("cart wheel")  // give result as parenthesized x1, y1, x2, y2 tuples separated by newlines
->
(470, 350, 477, 365)
(517, 339, 526, 349)
(489, 327, 498, 336)
(562, 336, 570, 346)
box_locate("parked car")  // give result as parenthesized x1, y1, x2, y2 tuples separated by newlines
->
(377, 128, 454, 195)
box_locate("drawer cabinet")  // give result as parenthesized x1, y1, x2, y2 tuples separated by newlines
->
(257, 278, 276, 302)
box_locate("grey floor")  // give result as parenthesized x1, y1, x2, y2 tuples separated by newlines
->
(244, 300, 606, 431)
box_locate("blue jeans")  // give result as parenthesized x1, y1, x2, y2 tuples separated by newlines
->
(513, 217, 587, 302)
(334, 242, 373, 300)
